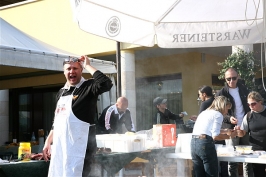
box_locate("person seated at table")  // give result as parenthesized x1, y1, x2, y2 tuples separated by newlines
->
(97, 97, 135, 134)
(153, 97, 184, 124)
(235, 91, 266, 177)
(191, 96, 236, 177)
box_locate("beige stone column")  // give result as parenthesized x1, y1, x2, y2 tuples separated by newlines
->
(0, 90, 9, 145)
(120, 50, 136, 131)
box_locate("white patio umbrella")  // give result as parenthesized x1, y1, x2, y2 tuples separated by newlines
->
(70, 0, 264, 48)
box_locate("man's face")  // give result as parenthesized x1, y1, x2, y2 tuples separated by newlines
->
(116, 101, 128, 113)
(247, 98, 262, 112)
(157, 102, 167, 112)
(198, 91, 206, 101)
(63, 62, 83, 86)
(225, 69, 238, 88)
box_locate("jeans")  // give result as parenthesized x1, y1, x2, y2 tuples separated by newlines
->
(191, 135, 219, 177)
(225, 134, 254, 177)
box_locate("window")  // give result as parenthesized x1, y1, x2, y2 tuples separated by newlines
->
(9, 86, 60, 142)
(136, 74, 182, 131)
(212, 75, 224, 95)
(18, 94, 32, 141)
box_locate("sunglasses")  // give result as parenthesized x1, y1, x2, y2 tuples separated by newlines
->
(247, 102, 257, 107)
(63, 57, 80, 65)
(226, 77, 237, 81)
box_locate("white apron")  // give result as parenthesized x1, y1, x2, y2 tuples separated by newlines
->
(48, 89, 90, 177)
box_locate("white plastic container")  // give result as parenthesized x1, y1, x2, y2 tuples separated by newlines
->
(175, 133, 192, 153)
(215, 144, 224, 150)
(96, 134, 146, 152)
(216, 145, 234, 156)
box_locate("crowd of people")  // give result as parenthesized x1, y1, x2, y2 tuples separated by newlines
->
(42, 56, 265, 177)
(96, 95, 185, 135)
(191, 67, 265, 177)
(95, 66, 266, 177)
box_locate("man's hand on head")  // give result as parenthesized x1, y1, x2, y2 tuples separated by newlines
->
(79, 55, 97, 75)
(79, 56, 90, 68)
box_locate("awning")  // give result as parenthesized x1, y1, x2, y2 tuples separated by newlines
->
(0, 17, 116, 74)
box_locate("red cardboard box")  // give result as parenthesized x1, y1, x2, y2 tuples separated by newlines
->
(153, 124, 177, 147)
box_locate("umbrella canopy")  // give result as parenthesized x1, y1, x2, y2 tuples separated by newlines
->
(0, 17, 116, 74)
(71, 0, 264, 48)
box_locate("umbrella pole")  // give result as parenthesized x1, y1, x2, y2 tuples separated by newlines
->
(116, 41, 121, 97)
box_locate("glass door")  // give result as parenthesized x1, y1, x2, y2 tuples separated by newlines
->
(18, 94, 32, 141)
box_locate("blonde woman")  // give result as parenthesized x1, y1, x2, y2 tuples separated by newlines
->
(191, 96, 234, 177)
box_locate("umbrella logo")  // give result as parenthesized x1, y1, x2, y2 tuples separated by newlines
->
(75, 0, 80, 7)
(106, 16, 120, 37)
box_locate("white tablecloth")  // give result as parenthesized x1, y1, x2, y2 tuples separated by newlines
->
(166, 152, 266, 164)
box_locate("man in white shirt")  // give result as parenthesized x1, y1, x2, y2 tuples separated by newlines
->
(217, 68, 253, 177)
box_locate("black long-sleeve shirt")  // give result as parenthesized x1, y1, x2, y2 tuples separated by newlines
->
(98, 105, 135, 134)
(198, 97, 214, 114)
(216, 81, 250, 129)
(55, 70, 113, 124)
(153, 109, 183, 124)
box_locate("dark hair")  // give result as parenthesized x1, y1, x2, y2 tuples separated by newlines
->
(199, 85, 213, 97)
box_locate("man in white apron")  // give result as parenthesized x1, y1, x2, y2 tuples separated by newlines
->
(43, 56, 113, 177)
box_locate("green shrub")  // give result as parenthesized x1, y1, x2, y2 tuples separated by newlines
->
(218, 48, 260, 90)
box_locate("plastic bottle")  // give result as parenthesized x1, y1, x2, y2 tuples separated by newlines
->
(18, 142, 31, 161)
(38, 129, 44, 145)
(13, 131, 17, 143)
(31, 132, 36, 143)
